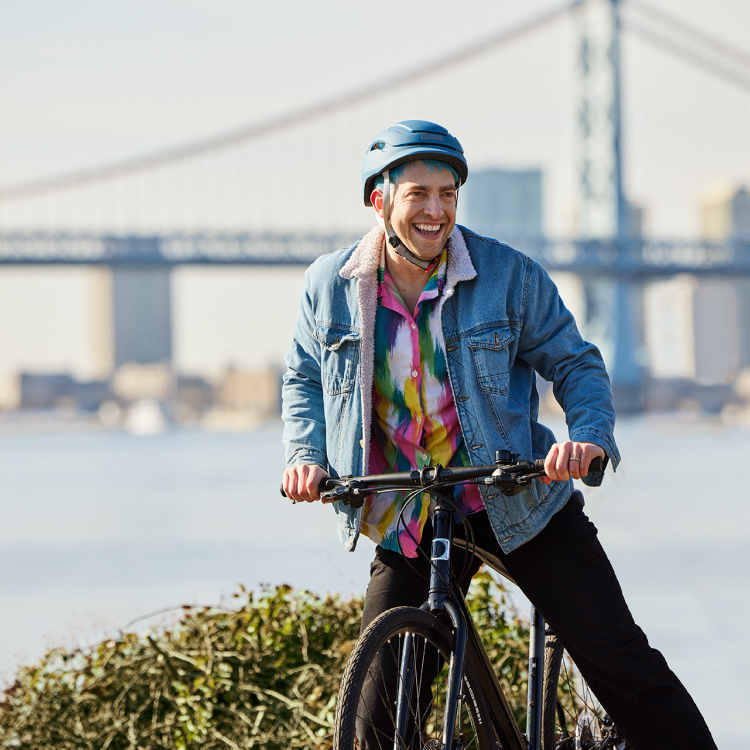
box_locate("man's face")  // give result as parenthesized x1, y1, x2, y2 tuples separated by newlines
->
(372, 160, 458, 261)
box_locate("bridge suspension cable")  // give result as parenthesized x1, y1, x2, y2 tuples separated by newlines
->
(0, 0, 577, 204)
(628, 0, 750, 71)
(624, 0, 750, 93)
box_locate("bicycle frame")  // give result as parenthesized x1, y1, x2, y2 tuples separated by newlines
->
(393, 494, 531, 750)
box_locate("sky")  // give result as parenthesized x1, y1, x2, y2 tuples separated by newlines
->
(0, 0, 568, 182)
(1, 0, 749, 378)
(1, 0, 749, 234)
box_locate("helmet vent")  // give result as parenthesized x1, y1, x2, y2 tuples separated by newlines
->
(370, 142, 386, 151)
(421, 134, 444, 141)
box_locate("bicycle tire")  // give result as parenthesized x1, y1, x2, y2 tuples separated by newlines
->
(541, 633, 630, 750)
(334, 606, 496, 750)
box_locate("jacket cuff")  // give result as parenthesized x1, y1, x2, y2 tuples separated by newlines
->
(568, 427, 620, 487)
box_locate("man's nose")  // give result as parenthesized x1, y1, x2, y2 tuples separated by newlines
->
(423, 194, 443, 218)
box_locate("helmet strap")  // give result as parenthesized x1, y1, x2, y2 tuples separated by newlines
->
(381, 169, 435, 273)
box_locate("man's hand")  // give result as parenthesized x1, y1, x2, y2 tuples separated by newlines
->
(540, 441, 606, 485)
(283, 464, 331, 503)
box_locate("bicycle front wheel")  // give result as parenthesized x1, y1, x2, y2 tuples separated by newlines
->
(541, 633, 630, 750)
(334, 606, 495, 750)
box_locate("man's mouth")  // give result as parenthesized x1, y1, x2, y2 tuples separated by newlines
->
(414, 223, 442, 238)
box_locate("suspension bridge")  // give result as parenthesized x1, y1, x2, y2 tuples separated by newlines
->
(1, 0, 749, 408)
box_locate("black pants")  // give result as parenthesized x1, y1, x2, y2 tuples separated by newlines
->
(360, 495, 717, 750)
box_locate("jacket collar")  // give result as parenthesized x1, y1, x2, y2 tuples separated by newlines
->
(339, 225, 477, 288)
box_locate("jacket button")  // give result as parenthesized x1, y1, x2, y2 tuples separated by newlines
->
(360, 439, 364, 447)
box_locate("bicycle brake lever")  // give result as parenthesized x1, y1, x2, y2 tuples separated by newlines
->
(322, 485, 367, 509)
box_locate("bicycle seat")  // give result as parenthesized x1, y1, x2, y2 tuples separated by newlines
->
(452, 539, 517, 585)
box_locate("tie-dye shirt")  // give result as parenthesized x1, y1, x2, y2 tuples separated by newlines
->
(361, 245, 484, 557)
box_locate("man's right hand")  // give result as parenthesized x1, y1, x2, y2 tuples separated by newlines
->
(283, 464, 331, 503)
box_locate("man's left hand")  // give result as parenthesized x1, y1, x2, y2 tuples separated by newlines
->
(541, 441, 606, 484)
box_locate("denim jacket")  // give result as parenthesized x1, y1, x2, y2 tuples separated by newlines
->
(282, 225, 620, 554)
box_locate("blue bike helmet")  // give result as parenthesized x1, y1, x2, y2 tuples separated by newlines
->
(361, 120, 468, 207)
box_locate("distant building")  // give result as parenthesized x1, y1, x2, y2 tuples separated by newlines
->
(18, 372, 113, 411)
(456, 168, 543, 249)
(644, 275, 739, 385)
(700, 184, 750, 241)
(0, 373, 21, 410)
(112, 267, 172, 369)
(700, 184, 750, 373)
(644, 183, 749, 387)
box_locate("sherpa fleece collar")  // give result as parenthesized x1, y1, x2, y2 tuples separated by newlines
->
(339, 226, 477, 285)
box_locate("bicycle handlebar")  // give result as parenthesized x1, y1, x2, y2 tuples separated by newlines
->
(281, 453, 605, 507)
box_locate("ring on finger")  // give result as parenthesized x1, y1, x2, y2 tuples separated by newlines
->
(568, 457, 581, 462)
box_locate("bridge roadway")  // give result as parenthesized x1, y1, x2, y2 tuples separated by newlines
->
(1, 232, 749, 277)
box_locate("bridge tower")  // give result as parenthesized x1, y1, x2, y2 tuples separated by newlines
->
(576, 0, 645, 412)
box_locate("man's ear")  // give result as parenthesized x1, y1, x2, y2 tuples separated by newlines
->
(371, 189, 384, 217)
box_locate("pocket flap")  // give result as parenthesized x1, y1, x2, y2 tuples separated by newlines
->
(468, 327, 514, 351)
(314, 326, 361, 351)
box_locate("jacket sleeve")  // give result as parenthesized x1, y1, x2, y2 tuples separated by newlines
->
(281, 269, 328, 471)
(516, 258, 621, 484)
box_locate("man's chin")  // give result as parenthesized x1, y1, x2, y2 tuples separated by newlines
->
(402, 246, 441, 265)
(404, 237, 447, 262)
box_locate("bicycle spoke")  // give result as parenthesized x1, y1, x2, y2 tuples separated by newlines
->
(339, 610, 493, 750)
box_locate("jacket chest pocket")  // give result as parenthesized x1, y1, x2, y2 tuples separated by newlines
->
(468, 327, 514, 395)
(315, 325, 360, 396)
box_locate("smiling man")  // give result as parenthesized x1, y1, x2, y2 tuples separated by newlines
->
(281, 121, 716, 749)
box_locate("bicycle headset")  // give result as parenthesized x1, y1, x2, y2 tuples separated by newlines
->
(361, 120, 469, 272)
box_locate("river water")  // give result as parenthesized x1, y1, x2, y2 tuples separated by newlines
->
(0, 417, 747, 748)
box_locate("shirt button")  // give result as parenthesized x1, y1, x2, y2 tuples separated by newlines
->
(416, 416, 422, 423)
(411, 323, 417, 330)
(411, 370, 419, 378)
(422, 453, 429, 461)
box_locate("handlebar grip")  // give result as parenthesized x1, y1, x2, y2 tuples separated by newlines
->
(533, 456, 605, 474)
(279, 477, 337, 499)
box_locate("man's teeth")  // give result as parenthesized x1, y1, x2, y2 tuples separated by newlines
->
(416, 224, 440, 232)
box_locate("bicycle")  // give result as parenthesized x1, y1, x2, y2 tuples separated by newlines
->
(314, 451, 628, 750)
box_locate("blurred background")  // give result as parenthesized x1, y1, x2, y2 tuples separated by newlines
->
(1, 0, 748, 746)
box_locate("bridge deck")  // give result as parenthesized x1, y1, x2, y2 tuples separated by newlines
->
(1, 233, 749, 277)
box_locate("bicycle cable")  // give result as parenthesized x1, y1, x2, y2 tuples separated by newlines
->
(393, 480, 482, 595)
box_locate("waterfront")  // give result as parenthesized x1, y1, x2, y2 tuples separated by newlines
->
(0, 417, 748, 748)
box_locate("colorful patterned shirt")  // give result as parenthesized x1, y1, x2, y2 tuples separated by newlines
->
(361, 244, 484, 557)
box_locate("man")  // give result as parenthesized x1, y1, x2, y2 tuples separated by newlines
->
(281, 121, 715, 749)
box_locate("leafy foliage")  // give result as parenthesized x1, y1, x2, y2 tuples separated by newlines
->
(0, 576, 528, 748)
(466, 570, 531, 727)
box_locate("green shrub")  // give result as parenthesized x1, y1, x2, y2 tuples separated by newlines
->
(0, 574, 527, 748)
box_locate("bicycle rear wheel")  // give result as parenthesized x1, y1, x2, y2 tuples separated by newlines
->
(541, 633, 630, 750)
(334, 606, 495, 750)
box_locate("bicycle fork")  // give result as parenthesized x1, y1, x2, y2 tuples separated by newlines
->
(394, 503, 467, 750)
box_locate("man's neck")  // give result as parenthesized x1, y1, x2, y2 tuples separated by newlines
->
(383, 240, 439, 315)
